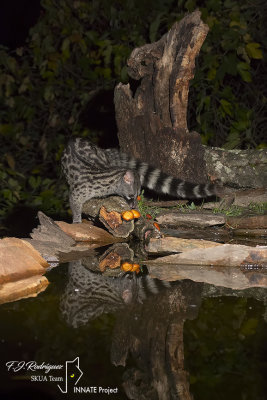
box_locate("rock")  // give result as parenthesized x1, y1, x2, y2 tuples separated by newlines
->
(204, 146, 267, 189)
(0, 275, 49, 305)
(0, 238, 49, 284)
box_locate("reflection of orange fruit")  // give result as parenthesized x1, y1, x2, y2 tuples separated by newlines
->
(137, 195, 141, 201)
(121, 210, 134, 221)
(153, 222, 160, 231)
(131, 209, 141, 219)
(121, 262, 133, 272)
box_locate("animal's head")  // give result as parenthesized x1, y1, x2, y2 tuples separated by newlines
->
(118, 170, 141, 208)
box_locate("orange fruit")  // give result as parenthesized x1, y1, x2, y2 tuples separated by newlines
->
(131, 209, 141, 219)
(153, 222, 160, 231)
(121, 262, 133, 272)
(131, 263, 140, 272)
(121, 210, 134, 221)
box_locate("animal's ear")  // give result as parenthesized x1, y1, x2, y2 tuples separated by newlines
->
(123, 170, 134, 185)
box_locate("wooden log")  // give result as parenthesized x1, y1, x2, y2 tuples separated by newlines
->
(28, 212, 119, 263)
(30, 211, 75, 246)
(142, 199, 188, 208)
(226, 215, 267, 229)
(0, 275, 49, 305)
(233, 229, 267, 238)
(156, 212, 225, 227)
(55, 220, 119, 243)
(83, 196, 135, 238)
(145, 244, 267, 268)
(146, 236, 221, 254)
(0, 237, 49, 284)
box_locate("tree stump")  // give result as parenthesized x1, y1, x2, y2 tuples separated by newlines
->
(114, 11, 209, 184)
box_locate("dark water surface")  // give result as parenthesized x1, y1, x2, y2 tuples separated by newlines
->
(0, 257, 266, 400)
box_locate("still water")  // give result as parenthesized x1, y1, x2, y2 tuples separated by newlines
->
(0, 255, 266, 400)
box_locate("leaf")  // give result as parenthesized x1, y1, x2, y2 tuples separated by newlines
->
(220, 99, 233, 116)
(149, 13, 164, 43)
(237, 62, 251, 82)
(61, 38, 70, 59)
(224, 130, 241, 149)
(245, 42, 263, 59)
(18, 76, 31, 94)
(5, 153, 15, 170)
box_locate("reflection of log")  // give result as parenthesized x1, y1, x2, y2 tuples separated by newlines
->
(115, 11, 209, 185)
(0, 237, 50, 304)
(147, 263, 267, 290)
(0, 237, 49, 284)
(111, 281, 201, 399)
(0, 275, 48, 305)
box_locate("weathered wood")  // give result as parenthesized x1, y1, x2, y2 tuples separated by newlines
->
(226, 214, 267, 229)
(28, 212, 119, 262)
(147, 263, 267, 290)
(83, 196, 135, 238)
(143, 199, 188, 208)
(0, 237, 49, 284)
(145, 244, 267, 268)
(233, 228, 267, 238)
(156, 212, 225, 227)
(0, 275, 49, 305)
(114, 11, 209, 184)
(30, 211, 75, 246)
(55, 220, 119, 243)
(146, 236, 221, 254)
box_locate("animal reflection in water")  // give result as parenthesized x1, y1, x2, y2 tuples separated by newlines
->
(60, 260, 171, 328)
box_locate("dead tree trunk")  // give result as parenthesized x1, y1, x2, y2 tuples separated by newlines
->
(114, 11, 209, 184)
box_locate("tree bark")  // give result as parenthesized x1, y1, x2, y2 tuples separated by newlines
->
(114, 11, 209, 184)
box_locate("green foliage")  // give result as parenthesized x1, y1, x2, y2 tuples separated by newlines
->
(188, 0, 266, 149)
(0, 0, 266, 223)
(184, 297, 267, 400)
